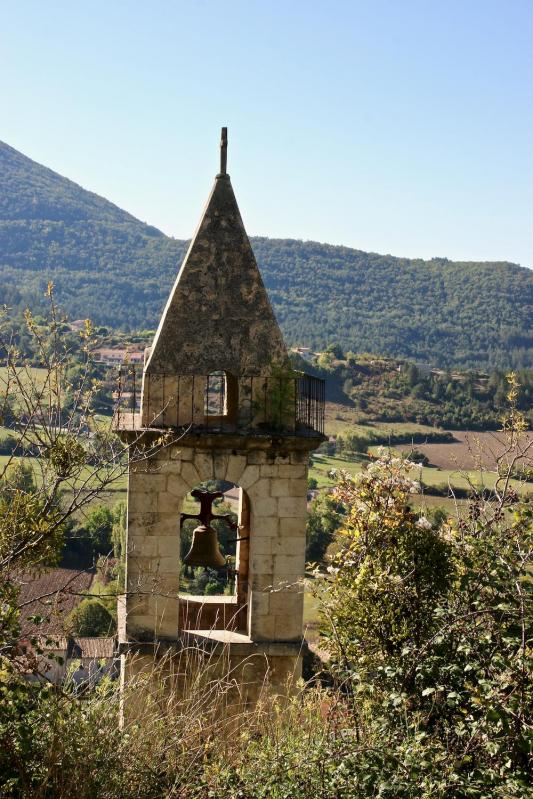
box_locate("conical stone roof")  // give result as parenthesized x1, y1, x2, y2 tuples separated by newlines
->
(146, 148, 288, 376)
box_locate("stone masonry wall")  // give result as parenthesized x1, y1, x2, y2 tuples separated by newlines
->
(122, 442, 309, 645)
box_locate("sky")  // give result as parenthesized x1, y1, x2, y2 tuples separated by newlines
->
(2, 0, 532, 268)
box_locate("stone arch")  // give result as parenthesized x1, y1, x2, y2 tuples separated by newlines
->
(168, 448, 254, 634)
(177, 478, 250, 634)
(178, 480, 244, 596)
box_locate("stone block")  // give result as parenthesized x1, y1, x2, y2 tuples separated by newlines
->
(126, 571, 158, 593)
(271, 574, 302, 594)
(127, 615, 158, 636)
(126, 576, 145, 598)
(239, 465, 260, 490)
(260, 464, 279, 478)
(194, 452, 214, 481)
(157, 491, 182, 514)
(147, 514, 180, 537)
(279, 464, 306, 478)
(135, 458, 165, 475)
(126, 555, 153, 575)
(273, 554, 306, 577)
(213, 452, 230, 480)
(279, 517, 306, 537)
(153, 575, 180, 595)
(126, 596, 149, 616)
(278, 496, 307, 518)
(253, 497, 278, 518)
(128, 536, 158, 557)
(225, 454, 247, 484)
(128, 491, 158, 513)
(128, 511, 157, 528)
(181, 461, 200, 488)
(270, 478, 291, 497)
(251, 615, 276, 639)
(171, 446, 193, 461)
(272, 537, 306, 556)
(289, 478, 308, 497)
(157, 537, 180, 558)
(250, 573, 274, 591)
(274, 614, 302, 640)
(248, 479, 271, 500)
(152, 444, 173, 464)
(143, 473, 168, 491)
(246, 450, 267, 465)
(250, 553, 275, 574)
(251, 537, 272, 556)
(146, 594, 179, 618)
(269, 591, 303, 618)
(290, 451, 307, 464)
(166, 474, 190, 498)
(252, 517, 278, 538)
(250, 591, 271, 617)
(156, 556, 179, 574)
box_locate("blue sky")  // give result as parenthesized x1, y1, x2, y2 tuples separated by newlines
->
(2, 0, 532, 267)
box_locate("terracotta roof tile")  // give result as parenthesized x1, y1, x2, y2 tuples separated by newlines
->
(17, 568, 94, 637)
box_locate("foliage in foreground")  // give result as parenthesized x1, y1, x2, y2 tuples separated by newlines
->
(0, 305, 531, 799)
(315, 385, 532, 797)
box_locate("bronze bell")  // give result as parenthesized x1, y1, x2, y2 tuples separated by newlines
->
(184, 523, 226, 568)
(181, 487, 237, 570)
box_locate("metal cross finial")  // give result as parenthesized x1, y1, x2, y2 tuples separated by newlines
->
(220, 127, 228, 174)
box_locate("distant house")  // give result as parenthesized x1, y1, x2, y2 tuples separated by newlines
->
(291, 347, 317, 363)
(68, 319, 88, 332)
(67, 637, 118, 688)
(16, 568, 118, 686)
(93, 348, 144, 366)
(21, 635, 117, 687)
(17, 567, 95, 638)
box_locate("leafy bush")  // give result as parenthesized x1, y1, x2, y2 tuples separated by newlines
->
(320, 455, 453, 672)
(306, 492, 343, 563)
(66, 598, 114, 636)
(84, 504, 114, 554)
(315, 428, 532, 795)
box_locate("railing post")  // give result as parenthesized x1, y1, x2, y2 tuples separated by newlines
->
(117, 365, 122, 429)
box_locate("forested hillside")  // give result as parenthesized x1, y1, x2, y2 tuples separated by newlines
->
(293, 348, 533, 430)
(1, 140, 532, 368)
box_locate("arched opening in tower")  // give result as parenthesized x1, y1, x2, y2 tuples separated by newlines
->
(178, 480, 250, 635)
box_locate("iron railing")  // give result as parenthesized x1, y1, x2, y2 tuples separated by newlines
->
(115, 367, 325, 437)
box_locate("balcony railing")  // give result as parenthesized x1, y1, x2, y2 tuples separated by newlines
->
(115, 367, 325, 437)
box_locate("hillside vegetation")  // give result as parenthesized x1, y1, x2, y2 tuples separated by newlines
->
(294, 349, 533, 431)
(1, 140, 532, 369)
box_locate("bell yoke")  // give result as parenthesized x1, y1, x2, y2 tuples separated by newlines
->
(181, 488, 238, 569)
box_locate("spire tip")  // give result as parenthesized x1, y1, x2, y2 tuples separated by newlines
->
(220, 127, 228, 175)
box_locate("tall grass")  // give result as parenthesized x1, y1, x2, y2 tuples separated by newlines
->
(5, 649, 344, 799)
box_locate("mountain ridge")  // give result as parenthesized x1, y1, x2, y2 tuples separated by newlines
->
(1, 140, 532, 369)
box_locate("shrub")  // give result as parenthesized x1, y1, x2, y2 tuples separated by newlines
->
(84, 504, 114, 554)
(320, 455, 453, 674)
(314, 431, 532, 795)
(67, 598, 114, 636)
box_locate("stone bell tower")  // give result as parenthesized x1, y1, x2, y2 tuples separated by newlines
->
(117, 129, 325, 705)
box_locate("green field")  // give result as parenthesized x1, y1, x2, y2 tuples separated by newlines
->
(310, 450, 530, 502)
(0, 453, 127, 495)
(0, 365, 50, 395)
(324, 412, 445, 438)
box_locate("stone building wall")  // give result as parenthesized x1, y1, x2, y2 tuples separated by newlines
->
(120, 441, 309, 646)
